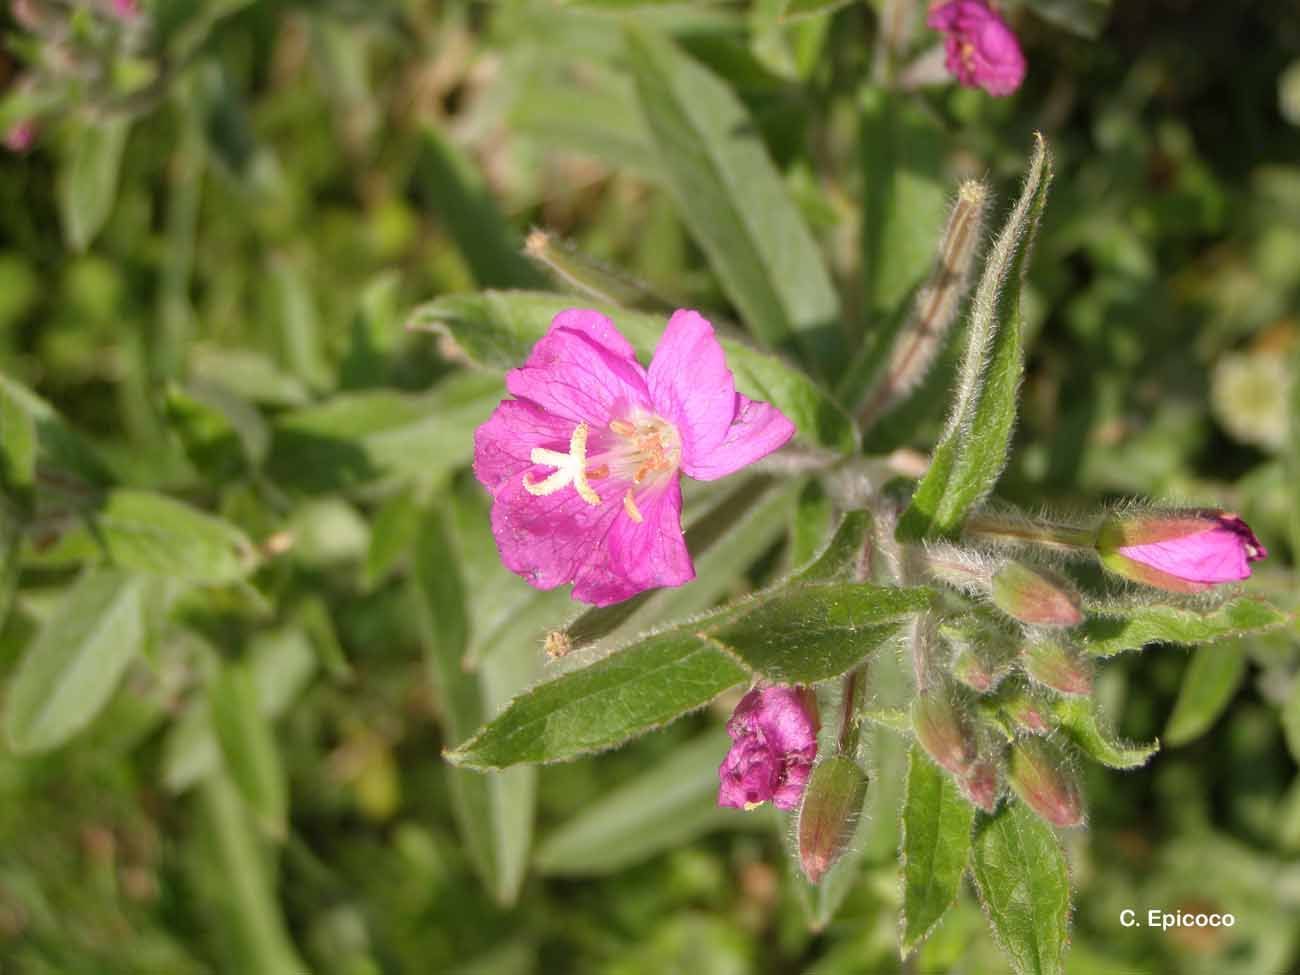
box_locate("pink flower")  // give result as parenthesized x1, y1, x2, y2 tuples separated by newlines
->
(4, 120, 36, 154)
(110, 0, 139, 18)
(927, 0, 1026, 97)
(718, 686, 818, 811)
(1096, 510, 1267, 593)
(473, 309, 796, 606)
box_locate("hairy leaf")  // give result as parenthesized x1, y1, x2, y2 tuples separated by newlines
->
(1050, 697, 1157, 769)
(1079, 598, 1286, 657)
(1164, 641, 1248, 746)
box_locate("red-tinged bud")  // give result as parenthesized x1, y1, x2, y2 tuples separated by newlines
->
(797, 754, 868, 884)
(991, 561, 1083, 628)
(912, 692, 976, 776)
(1023, 638, 1092, 697)
(958, 759, 1000, 813)
(1096, 509, 1267, 593)
(1007, 739, 1084, 828)
(941, 618, 1017, 694)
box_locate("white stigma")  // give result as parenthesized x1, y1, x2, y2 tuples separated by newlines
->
(522, 422, 602, 506)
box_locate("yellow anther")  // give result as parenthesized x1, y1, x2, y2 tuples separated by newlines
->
(623, 490, 644, 524)
(609, 419, 636, 437)
(522, 422, 602, 507)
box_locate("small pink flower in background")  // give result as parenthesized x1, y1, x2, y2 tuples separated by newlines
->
(927, 0, 1026, 97)
(474, 308, 796, 606)
(718, 686, 818, 811)
(111, 0, 139, 18)
(1097, 509, 1267, 593)
(4, 120, 37, 153)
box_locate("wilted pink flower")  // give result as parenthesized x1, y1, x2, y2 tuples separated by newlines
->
(1097, 510, 1267, 593)
(718, 686, 818, 811)
(474, 309, 795, 606)
(4, 120, 36, 153)
(927, 0, 1026, 97)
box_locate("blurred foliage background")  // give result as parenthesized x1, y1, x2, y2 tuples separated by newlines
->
(1, 0, 1300, 972)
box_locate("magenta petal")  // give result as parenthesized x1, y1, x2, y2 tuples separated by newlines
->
(473, 399, 576, 495)
(682, 394, 796, 481)
(488, 477, 624, 594)
(549, 308, 639, 362)
(772, 761, 813, 811)
(575, 479, 694, 605)
(647, 310, 737, 464)
(1118, 528, 1253, 585)
(506, 324, 650, 426)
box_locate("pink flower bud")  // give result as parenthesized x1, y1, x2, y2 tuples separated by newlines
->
(110, 0, 139, 19)
(797, 754, 868, 884)
(991, 561, 1083, 628)
(4, 120, 37, 154)
(1007, 739, 1083, 828)
(958, 759, 1000, 813)
(912, 693, 976, 776)
(1096, 509, 1267, 593)
(926, 0, 1026, 97)
(717, 686, 818, 812)
(1022, 638, 1092, 697)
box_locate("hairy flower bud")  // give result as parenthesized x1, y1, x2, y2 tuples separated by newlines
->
(1007, 738, 1083, 827)
(991, 561, 1083, 627)
(941, 618, 1017, 693)
(718, 686, 818, 812)
(1096, 509, 1267, 593)
(1022, 638, 1092, 697)
(912, 692, 976, 776)
(958, 758, 1000, 813)
(797, 755, 868, 884)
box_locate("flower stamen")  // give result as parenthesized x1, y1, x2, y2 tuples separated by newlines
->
(623, 490, 644, 523)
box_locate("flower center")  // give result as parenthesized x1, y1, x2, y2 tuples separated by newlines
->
(521, 411, 681, 519)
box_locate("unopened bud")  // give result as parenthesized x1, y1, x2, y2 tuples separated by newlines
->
(941, 619, 1017, 693)
(912, 692, 976, 776)
(1007, 738, 1084, 828)
(991, 561, 1083, 627)
(797, 755, 869, 884)
(1096, 509, 1267, 593)
(1023, 638, 1092, 697)
(958, 759, 1000, 813)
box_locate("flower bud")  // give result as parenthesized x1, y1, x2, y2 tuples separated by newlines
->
(717, 686, 818, 812)
(958, 759, 1000, 813)
(1096, 509, 1267, 593)
(990, 561, 1083, 628)
(1007, 739, 1084, 828)
(3, 120, 37, 154)
(911, 692, 976, 776)
(1022, 638, 1092, 697)
(797, 754, 868, 884)
(941, 618, 1016, 693)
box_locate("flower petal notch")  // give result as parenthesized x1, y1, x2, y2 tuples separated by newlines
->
(473, 308, 796, 606)
(1096, 509, 1268, 593)
(718, 686, 818, 812)
(927, 0, 1027, 97)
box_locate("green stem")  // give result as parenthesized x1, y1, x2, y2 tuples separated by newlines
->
(962, 512, 1096, 552)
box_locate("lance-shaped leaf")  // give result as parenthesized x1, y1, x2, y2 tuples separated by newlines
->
(210, 664, 288, 839)
(897, 135, 1052, 542)
(0, 379, 36, 496)
(705, 582, 930, 683)
(1165, 641, 1248, 746)
(5, 570, 147, 753)
(1079, 598, 1286, 657)
(409, 290, 858, 454)
(534, 728, 762, 875)
(1049, 696, 1156, 769)
(624, 26, 843, 376)
(970, 802, 1072, 975)
(59, 116, 129, 252)
(900, 746, 977, 957)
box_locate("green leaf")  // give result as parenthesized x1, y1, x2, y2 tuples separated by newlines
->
(900, 746, 977, 957)
(410, 291, 858, 454)
(363, 487, 420, 590)
(1164, 641, 1248, 746)
(0, 374, 111, 486)
(1079, 598, 1287, 657)
(1289, 334, 1300, 565)
(4, 570, 147, 753)
(267, 256, 330, 392)
(161, 627, 318, 793)
(28, 489, 255, 584)
(969, 802, 1072, 975)
(706, 582, 930, 683)
(789, 481, 833, 570)
(791, 510, 871, 584)
(268, 371, 501, 492)
(413, 127, 545, 289)
(415, 501, 537, 904)
(535, 728, 760, 874)
(1020, 0, 1112, 39)
(1283, 674, 1300, 766)
(446, 625, 747, 771)
(897, 135, 1052, 542)
(209, 664, 288, 839)
(780, 0, 855, 22)
(164, 381, 270, 476)
(58, 116, 130, 252)
(0, 379, 36, 495)
(624, 26, 843, 375)
(1050, 696, 1157, 769)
